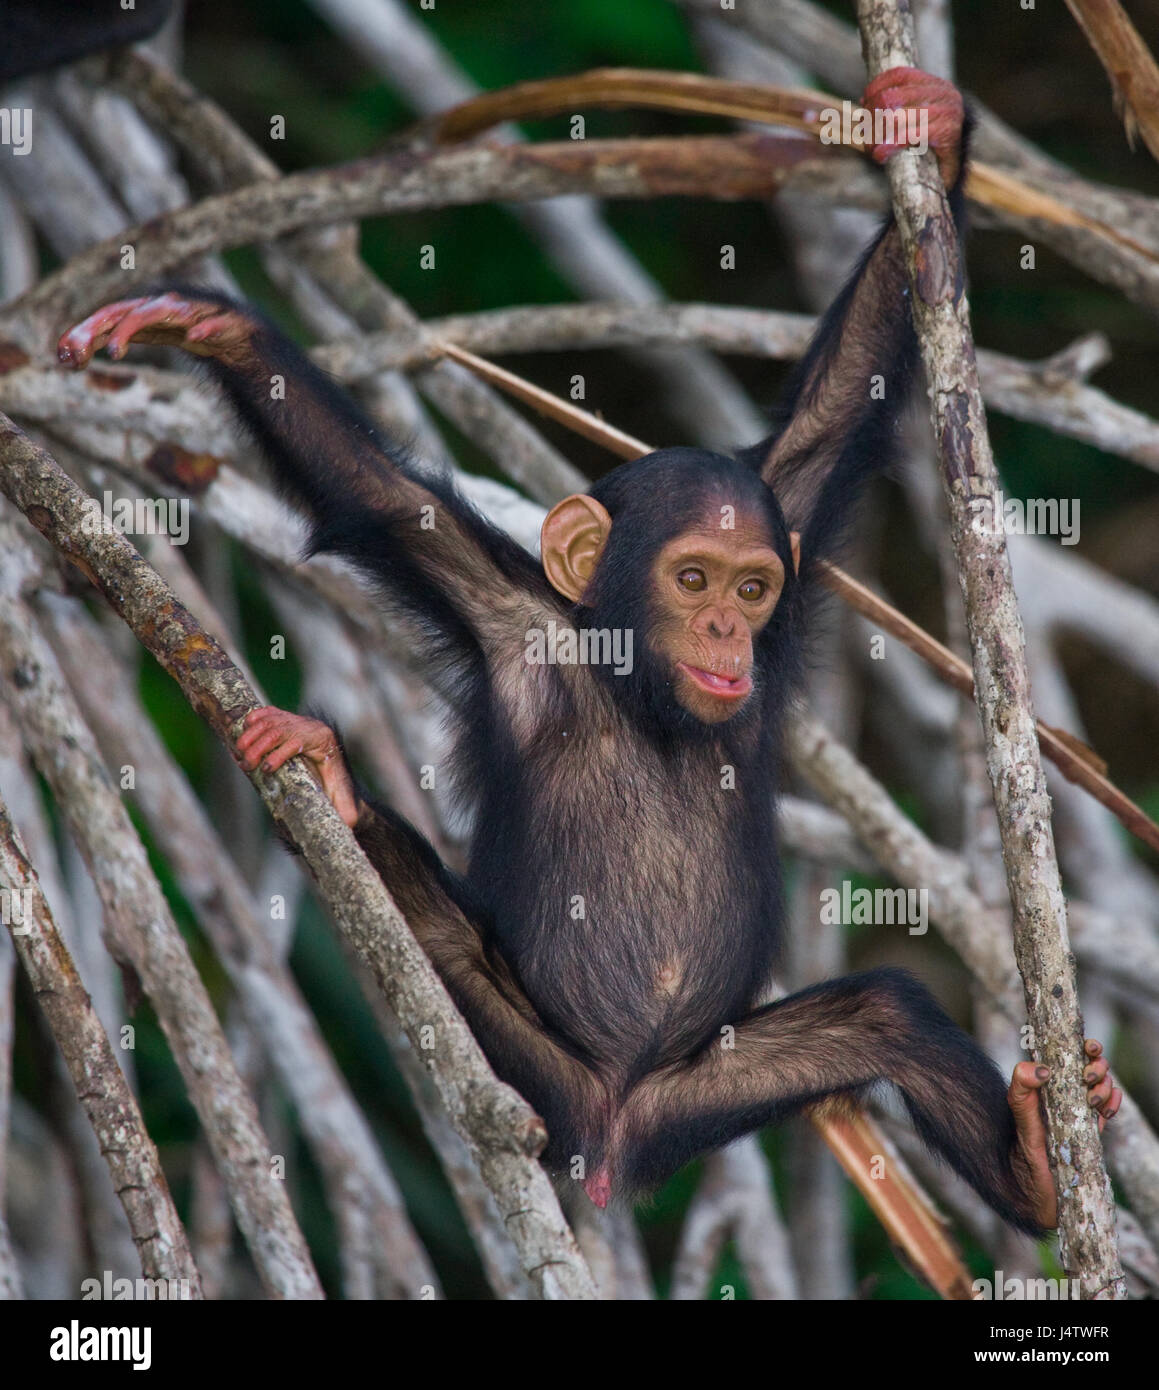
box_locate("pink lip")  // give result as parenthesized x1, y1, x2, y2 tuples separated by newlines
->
(679, 663, 753, 699)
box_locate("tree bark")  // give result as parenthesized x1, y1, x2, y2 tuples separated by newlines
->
(855, 0, 1124, 1298)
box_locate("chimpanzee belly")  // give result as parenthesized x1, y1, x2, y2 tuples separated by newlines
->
(473, 732, 780, 1078)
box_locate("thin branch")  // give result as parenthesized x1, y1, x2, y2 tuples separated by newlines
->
(425, 67, 833, 143)
(0, 701, 142, 1281)
(0, 133, 846, 349)
(9, 307, 1159, 475)
(817, 1109, 974, 1299)
(1065, 0, 1159, 163)
(316, 307, 1159, 475)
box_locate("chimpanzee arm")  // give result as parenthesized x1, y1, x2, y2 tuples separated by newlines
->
(58, 291, 545, 666)
(745, 69, 968, 563)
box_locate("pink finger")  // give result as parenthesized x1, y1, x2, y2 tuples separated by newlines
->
(1089, 1078, 1113, 1107)
(867, 85, 927, 109)
(864, 67, 923, 98)
(247, 726, 288, 753)
(263, 742, 303, 771)
(238, 711, 278, 732)
(58, 300, 149, 364)
(240, 730, 286, 765)
(878, 91, 950, 113)
(187, 313, 237, 343)
(1010, 1061, 1050, 1092)
(240, 707, 278, 733)
(869, 77, 953, 104)
(106, 296, 184, 359)
(237, 726, 278, 753)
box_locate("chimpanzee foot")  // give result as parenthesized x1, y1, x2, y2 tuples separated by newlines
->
(1007, 1038, 1121, 1229)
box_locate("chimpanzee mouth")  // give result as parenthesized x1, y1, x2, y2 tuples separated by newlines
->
(678, 663, 753, 698)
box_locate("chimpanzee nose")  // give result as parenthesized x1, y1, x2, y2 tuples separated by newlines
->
(706, 607, 735, 639)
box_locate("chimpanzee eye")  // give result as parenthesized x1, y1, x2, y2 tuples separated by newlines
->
(738, 579, 767, 602)
(677, 568, 706, 592)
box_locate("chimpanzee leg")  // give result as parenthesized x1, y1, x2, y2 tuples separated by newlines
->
(615, 966, 1040, 1234)
(352, 794, 610, 1163)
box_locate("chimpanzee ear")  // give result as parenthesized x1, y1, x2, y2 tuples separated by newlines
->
(540, 494, 612, 602)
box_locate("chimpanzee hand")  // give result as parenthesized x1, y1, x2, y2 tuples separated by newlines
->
(236, 707, 361, 828)
(58, 291, 257, 370)
(1008, 1038, 1122, 1230)
(862, 66, 965, 188)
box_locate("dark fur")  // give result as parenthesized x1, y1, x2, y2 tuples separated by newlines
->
(145, 101, 1039, 1235)
(0, 0, 173, 83)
